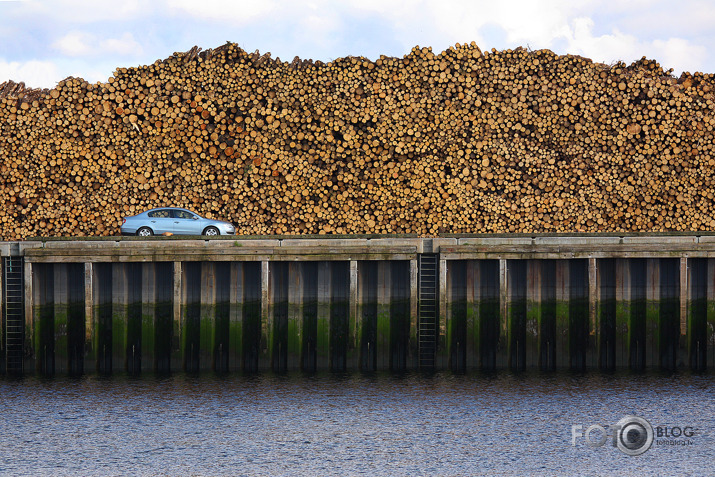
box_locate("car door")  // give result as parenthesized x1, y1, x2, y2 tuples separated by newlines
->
(172, 209, 201, 235)
(147, 209, 174, 234)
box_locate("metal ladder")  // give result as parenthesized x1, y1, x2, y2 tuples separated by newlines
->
(4, 257, 24, 374)
(418, 254, 438, 368)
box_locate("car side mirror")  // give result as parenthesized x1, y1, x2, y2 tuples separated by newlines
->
(192, 216, 199, 220)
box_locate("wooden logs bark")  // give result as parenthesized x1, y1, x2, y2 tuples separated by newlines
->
(0, 43, 714, 239)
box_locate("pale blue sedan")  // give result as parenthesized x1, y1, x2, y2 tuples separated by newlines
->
(120, 208, 235, 236)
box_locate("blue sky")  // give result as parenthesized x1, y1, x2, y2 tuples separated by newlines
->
(1, 0, 713, 88)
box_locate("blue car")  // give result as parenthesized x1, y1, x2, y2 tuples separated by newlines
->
(120, 208, 235, 236)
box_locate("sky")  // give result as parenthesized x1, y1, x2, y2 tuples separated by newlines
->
(0, 0, 713, 89)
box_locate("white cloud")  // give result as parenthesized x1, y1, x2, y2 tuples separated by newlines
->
(20, 0, 145, 22)
(52, 31, 94, 57)
(0, 58, 60, 87)
(101, 32, 143, 56)
(652, 38, 707, 73)
(52, 31, 142, 57)
(166, 0, 277, 23)
(559, 16, 707, 73)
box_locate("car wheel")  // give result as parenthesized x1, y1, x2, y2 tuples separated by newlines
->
(202, 226, 220, 236)
(137, 227, 153, 237)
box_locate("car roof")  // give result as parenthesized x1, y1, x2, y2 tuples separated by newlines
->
(146, 207, 197, 214)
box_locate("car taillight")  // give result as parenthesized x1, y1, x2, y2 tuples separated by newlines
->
(122, 218, 126, 225)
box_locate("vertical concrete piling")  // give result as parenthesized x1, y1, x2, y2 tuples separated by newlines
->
(555, 261, 570, 369)
(84, 263, 94, 372)
(447, 260, 466, 371)
(141, 262, 156, 372)
(111, 263, 128, 373)
(172, 262, 182, 371)
(507, 260, 527, 370)
(688, 258, 708, 370)
(316, 261, 332, 370)
(260, 260, 270, 369)
(597, 258, 616, 369)
(229, 262, 243, 371)
(498, 259, 508, 368)
(537, 260, 557, 370)
(53, 264, 69, 374)
(569, 260, 590, 370)
(629, 259, 647, 370)
(409, 259, 418, 368)
(391, 262, 410, 371)
(181, 261, 201, 372)
(358, 261, 377, 371)
(32, 263, 53, 374)
(269, 262, 288, 372)
(23, 259, 33, 373)
(376, 261, 392, 370)
(614, 258, 631, 368)
(348, 260, 359, 369)
(286, 261, 305, 371)
(198, 261, 231, 372)
(587, 257, 598, 368)
(707, 259, 715, 370)
(315, 261, 351, 371)
(437, 257, 448, 368)
(645, 258, 660, 368)
(242, 262, 263, 372)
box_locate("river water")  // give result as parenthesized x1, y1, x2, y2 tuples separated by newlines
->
(0, 371, 712, 476)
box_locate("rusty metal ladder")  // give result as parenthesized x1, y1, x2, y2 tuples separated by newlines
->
(418, 254, 438, 368)
(4, 257, 24, 374)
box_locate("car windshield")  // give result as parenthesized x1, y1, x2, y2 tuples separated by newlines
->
(172, 210, 198, 219)
(148, 209, 171, 218)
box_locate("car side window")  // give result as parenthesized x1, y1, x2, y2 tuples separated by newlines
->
(173, 210, 197, 219)
(148, 209, 171, 218)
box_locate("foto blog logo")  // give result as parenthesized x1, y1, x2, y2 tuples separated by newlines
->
(572, 415, 697, 456)
(572, 416, 654, 456)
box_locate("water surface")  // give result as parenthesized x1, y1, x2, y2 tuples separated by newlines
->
(0, 371, 712, 475)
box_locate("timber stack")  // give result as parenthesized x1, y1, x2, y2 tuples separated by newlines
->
(0, 42, 714, 239)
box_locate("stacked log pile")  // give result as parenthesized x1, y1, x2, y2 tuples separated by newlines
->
(1, 42, 715, 239)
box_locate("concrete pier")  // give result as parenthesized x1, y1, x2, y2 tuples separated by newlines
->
(2, 235, 715, 374)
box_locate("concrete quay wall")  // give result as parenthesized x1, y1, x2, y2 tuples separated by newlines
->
(1, 235, 714, 374)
